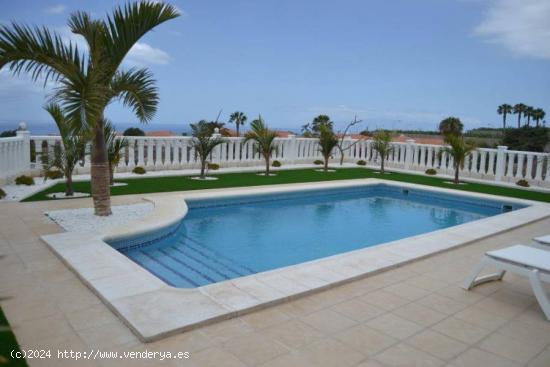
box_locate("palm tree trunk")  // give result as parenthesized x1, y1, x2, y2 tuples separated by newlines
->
(503, 114, 506, 129)
(324, 156, 329, 172)
(236, 123, 240, 137)
(454, 165, 460, 184)
(200, 159, 206, 179)
(265, 154, 270, 176)
(65, 173, 74, 196)
(91, 123, 112, 216)
(381, 156, 385, 173)
(517, 114, 521, 128)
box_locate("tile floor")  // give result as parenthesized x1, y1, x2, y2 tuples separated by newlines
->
(1, 195, 550, 367)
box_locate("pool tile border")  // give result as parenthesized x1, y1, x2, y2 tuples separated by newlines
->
(41, 179, 550, 342)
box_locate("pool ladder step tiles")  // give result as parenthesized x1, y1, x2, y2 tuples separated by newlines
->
(125, 236, 255, 288)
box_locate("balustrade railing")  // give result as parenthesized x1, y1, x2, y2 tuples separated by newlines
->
(2, 126, 550, 188)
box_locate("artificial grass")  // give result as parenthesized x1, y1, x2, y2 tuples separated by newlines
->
(0, 307, 27, 367)
(22, 167, 550, 203)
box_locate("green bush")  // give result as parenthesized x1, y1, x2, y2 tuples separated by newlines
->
(313, 160, 324, 165)
(207, 163, 220, 170)
(502, 127, 549, 152)
(356, 160, 367, 166)
(272, 160, 282, 167)
(516, 179, 530, 187)
(425, 168, 437, 175)
(45, 169, 64, 180)
(132, 166, 146, 175)
(15, 175, 34, 186)
(0, 188, 5, 199)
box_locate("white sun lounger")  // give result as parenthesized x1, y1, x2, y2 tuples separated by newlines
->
(462, 245, 550, 321)
(532, 235, 550, 249)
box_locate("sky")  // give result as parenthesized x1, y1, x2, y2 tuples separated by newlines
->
(0, 0, 549, 134)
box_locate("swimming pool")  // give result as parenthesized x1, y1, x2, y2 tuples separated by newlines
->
(109, 184, 525, 288)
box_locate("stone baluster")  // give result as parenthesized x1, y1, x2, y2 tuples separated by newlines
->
(494, 146, 508, 181)
(137, 139, 145, 167)
(404, 140, 415, 170)
(164, 140, 172, 169)
(127, 138, 136, 169)
(155, 139, 162, 169)
(525, 154, 534, 180)
(146, 138, 154, 168)
(515, 153, 524, 179)
(487, 150, 496, 176)
(506, 152, 515, 178)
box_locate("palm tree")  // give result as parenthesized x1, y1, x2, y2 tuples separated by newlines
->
(497, 104, 512, 129)
(371, 130, 393, 174)
(317, 125, 338, 172)
(440, 135, 475, 184)
(532, 108, 546, 127)
(190, 121, 225, 179)
(42, 103, 88, 196)
(244, 116, 278, 176)
(525, 106, 534, 126)
(438, 117, 463, 140)
(104, 123, 128, 185)
(228, 111, 247, 137)
(513, 104, 527, 128)
(0, 2, 179, 216)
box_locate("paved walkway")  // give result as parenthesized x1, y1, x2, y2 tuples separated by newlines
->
(1, 196, 550, 367)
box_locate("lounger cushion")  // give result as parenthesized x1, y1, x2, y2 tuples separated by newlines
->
(533, 235, 550, 245)
(487, 245, 550, 273)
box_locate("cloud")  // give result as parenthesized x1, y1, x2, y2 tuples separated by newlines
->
(45, 4, 66, 14)
(126, 43, 172, 66)
(474, 0, 550, 60)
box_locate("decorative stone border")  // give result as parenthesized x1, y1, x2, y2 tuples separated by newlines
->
(41, 179, 550, 342)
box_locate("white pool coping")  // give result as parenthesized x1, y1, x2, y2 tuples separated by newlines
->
(41, 179, 550, 342)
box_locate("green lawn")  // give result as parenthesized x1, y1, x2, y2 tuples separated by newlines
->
(0, 307, 27, 367)
(22, 167, 550, 203)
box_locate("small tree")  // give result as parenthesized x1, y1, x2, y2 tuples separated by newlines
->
(105, 123, 128, 185)
(228, 111, 247, 136)
(372, 130, 393, 173)
(244, 116, 278, 176)
(190, 122, 225, 179)
(43, 103, 88, 196)
(123, 127, 145, 136)
(336, 115, 363, 165)
(317, 125, 338, 172)
(439, 117, 463, 140)
(440, 135, 475, 184)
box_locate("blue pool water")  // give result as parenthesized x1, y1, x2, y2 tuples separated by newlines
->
(109, 185, 525, 288)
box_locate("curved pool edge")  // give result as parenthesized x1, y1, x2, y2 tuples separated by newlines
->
(102, 195, 189, 245)
(39, 179, 550, 342)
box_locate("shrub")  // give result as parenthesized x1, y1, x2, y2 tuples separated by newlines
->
(313, 159, 324, 165)
(0, 188, 5, 199)
(516, 179, 530, 187)
(123, 127, 145, 136)
(15, 175, 34, 186)
(45, 169, 64, 180)
(207, 163, 220, 170)
(356, 160, 367, 166)
(132, 166, 146, 175)
(425, 168, 437, 175)
(272, 160, 281, 167)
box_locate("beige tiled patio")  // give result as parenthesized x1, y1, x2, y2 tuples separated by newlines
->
(1, 196, 550, 367)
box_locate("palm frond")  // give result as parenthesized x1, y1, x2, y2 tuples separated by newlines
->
(103, 1, 180, 71)
(0, 22, 85, 85)
(110, 68, 158, 122)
